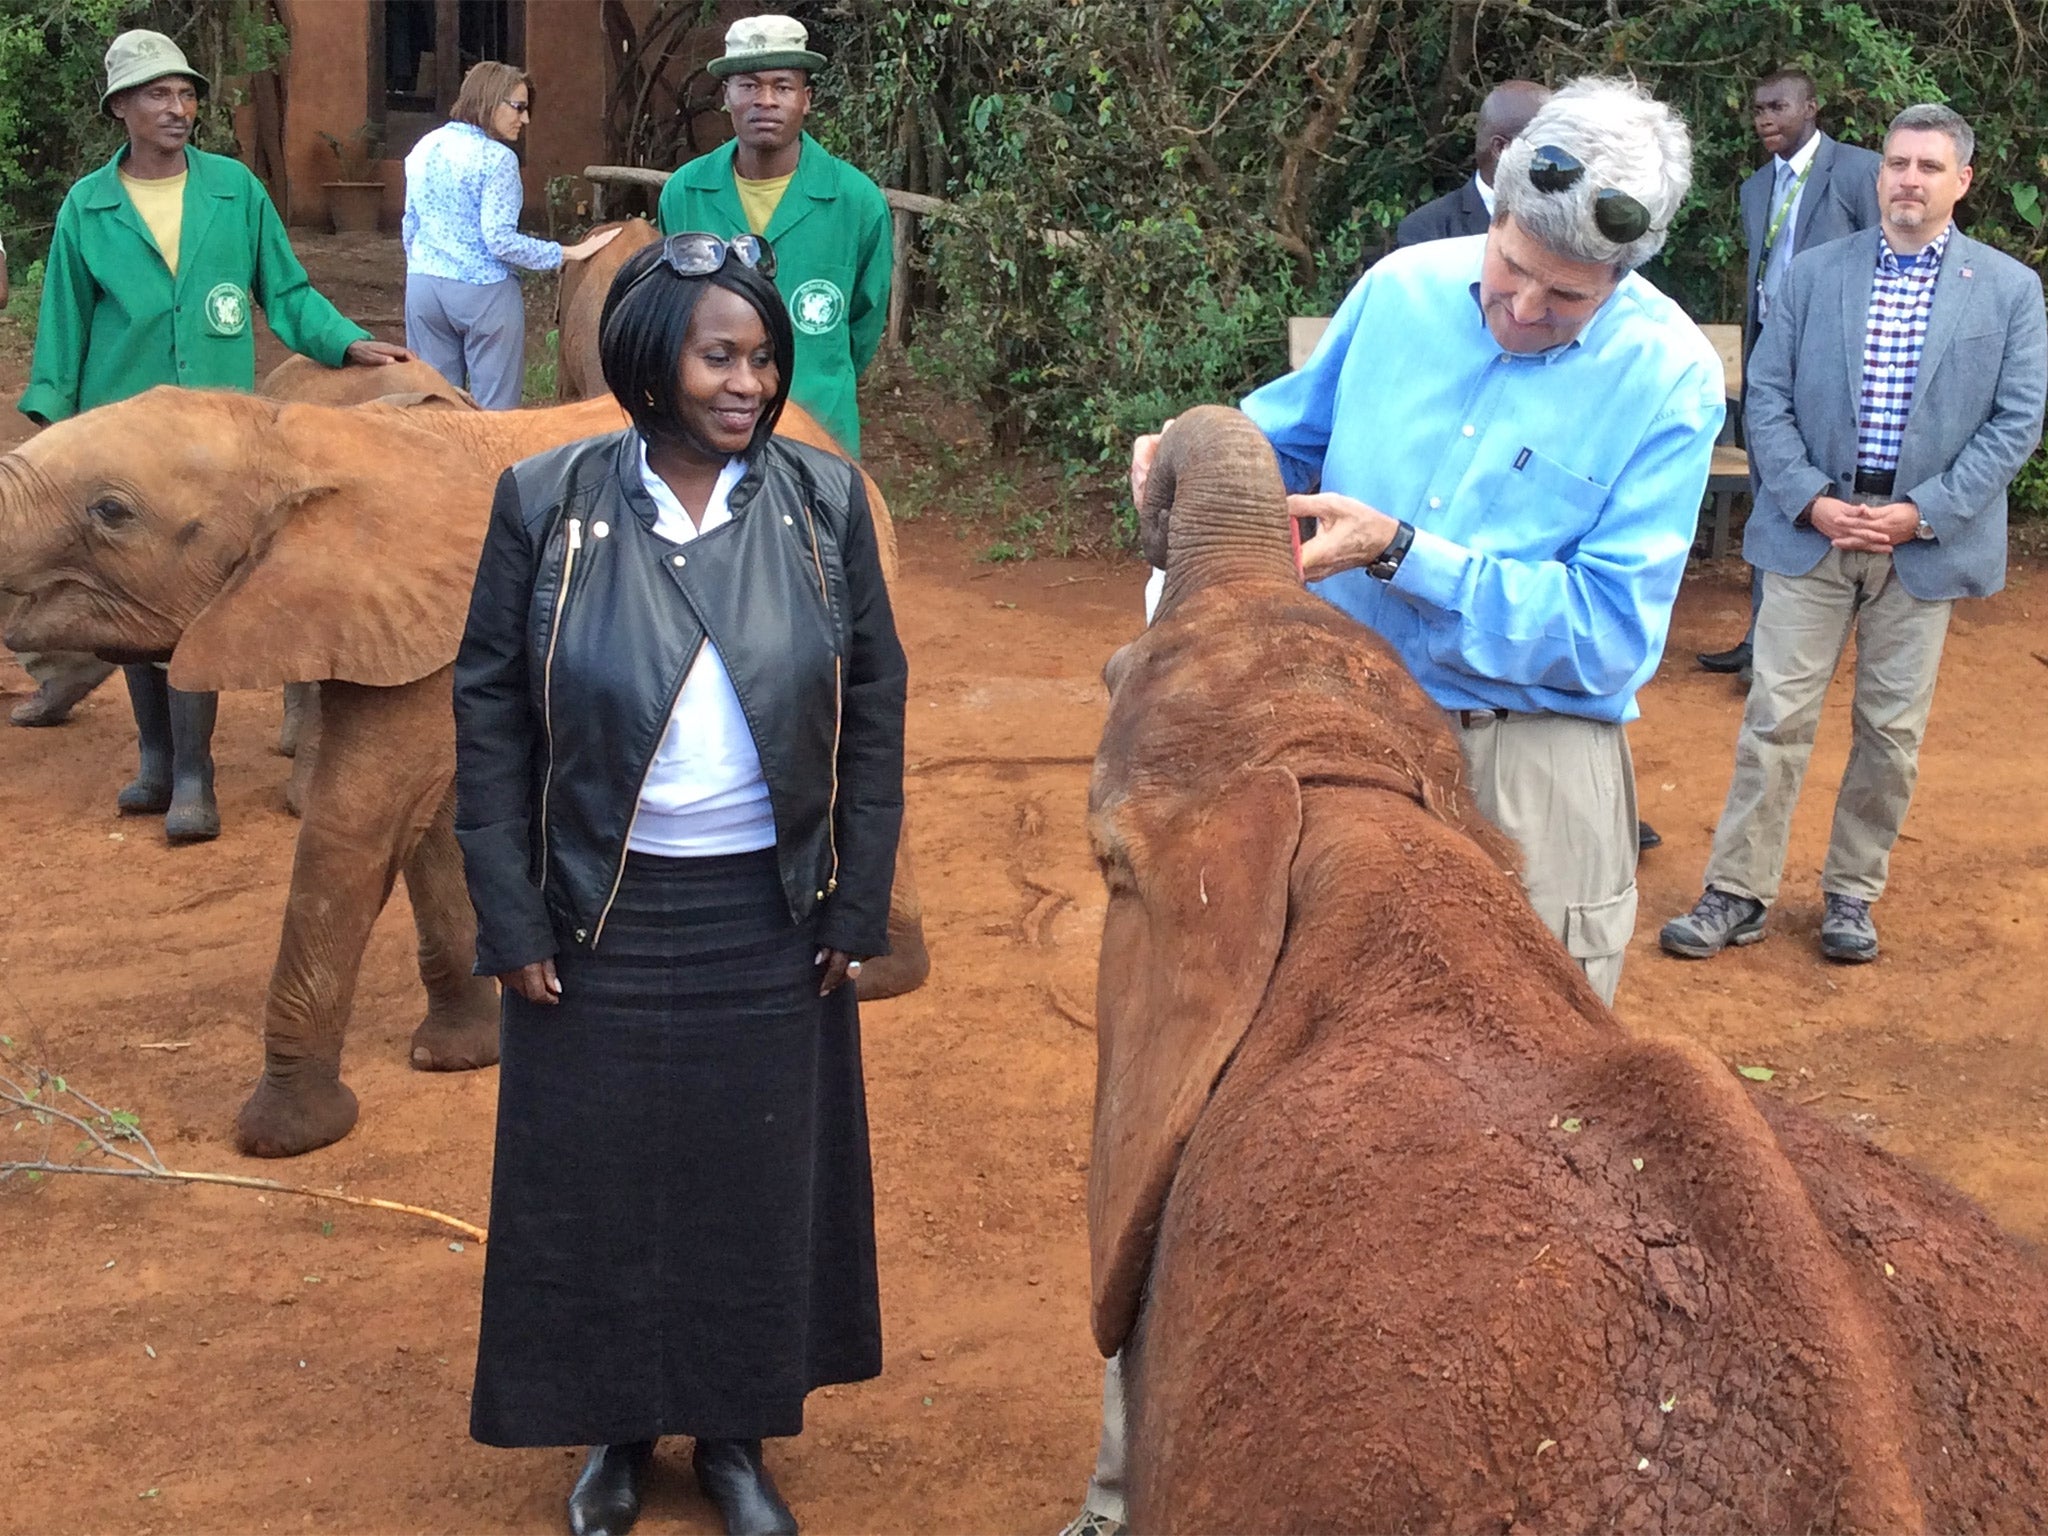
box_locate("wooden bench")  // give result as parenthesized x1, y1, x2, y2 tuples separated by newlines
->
(1698, 323, 1748, 559)
(1287, 314, 1753, 559)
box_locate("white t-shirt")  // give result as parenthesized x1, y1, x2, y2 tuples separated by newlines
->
(627, 447, 779, 857)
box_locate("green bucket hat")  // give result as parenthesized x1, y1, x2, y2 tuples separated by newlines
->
(707, 15, 826, 78)
(101, 29, 210, 117)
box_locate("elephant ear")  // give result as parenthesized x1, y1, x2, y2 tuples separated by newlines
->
(1089, 764, 1302, 1356)
(169, 408, 496, 692)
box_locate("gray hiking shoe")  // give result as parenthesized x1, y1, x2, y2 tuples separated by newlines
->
(1820, 892, 1879, 963)
(1659, 887, 1767, 958)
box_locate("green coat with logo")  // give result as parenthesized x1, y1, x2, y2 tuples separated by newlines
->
(658, 133, 891, 456)
(20, 146, 369, 425)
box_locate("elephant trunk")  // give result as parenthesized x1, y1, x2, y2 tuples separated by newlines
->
(1143, 406, 1299, 615)
(0, 451, 66, 584)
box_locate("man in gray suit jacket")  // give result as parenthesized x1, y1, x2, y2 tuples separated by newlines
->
(1663, 103, 2046, 965)
(1699, 67, 1883, 675)
(1740, 70, 1883, 358)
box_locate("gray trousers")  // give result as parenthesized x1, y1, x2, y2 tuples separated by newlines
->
(404, 273, 526, 409)
(1703, 544, 1952, 906)
(1076, 711, 1640, 1524)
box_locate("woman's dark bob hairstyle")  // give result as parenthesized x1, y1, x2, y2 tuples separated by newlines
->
(597, 241, 795, 459)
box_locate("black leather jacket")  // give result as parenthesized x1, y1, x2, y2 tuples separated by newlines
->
(452, 427, 907, 976)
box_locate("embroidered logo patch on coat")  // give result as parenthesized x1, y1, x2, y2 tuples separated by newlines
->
(789, 278, 846, 335)
(204, 282, 250, 337)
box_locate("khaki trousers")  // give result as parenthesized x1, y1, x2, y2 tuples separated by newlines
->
(1703, 546, 1952, 906)
(1075, 716, 1641, 1524)
(1079, 1354, 1128, 1525)
(1454, 711, 1640, 1007)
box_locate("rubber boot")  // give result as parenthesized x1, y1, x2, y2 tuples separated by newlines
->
(164, 685, 221, 843)
(116, 664, 174, 815)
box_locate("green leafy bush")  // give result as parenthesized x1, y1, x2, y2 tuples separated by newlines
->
(0, 0, 286, 267)
(817, 0, 2048, 520)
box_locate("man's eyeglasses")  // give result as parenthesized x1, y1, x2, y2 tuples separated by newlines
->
(1526, 144, 1656, 245)
(617, 232, 778, 302)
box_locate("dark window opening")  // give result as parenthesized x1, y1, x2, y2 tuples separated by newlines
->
(371, 1, 525, 158)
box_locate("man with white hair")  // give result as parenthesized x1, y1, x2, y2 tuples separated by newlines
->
(1078, 78, 1722, 1536)
(1139, 76, 1721, 1006)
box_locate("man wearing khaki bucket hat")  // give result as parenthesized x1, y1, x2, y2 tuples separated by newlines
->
(658, 14, 892, 457)
(17, 28, 411, 836)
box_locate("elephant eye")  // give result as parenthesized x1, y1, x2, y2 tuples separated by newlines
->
(88, 498, 136, 529)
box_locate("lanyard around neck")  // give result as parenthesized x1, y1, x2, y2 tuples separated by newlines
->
(1760, 155, 1815, 264)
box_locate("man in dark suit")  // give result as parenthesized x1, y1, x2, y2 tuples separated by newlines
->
(1699, 67, 1882, 675)
(1663, 103, 2045, 964)
(1394, 79, 1550, 248)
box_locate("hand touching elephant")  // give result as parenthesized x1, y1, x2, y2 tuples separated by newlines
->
(0, 387, 929, 1157)
(1087, 406, 2048, 1532)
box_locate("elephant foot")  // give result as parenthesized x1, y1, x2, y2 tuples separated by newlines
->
(409, 995, 501, 1072)
(855, 933, 931, 1002)
(234, 1071, 360, 1158)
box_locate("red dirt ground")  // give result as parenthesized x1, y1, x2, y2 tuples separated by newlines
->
(1, 236, 2045, 1534)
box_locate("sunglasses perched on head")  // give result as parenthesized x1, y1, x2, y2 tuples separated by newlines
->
(618, 232, 778, 302)
(1525, 144, 1656, 245)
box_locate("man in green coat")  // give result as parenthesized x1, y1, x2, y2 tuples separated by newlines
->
(657, 14, 890, 456)
(16, 30, 409, 835)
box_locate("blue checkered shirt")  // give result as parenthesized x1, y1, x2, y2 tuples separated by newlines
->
(1856, 226, 1949, 473)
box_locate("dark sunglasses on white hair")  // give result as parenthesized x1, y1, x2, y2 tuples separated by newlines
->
(1526, 144, 1656, 244)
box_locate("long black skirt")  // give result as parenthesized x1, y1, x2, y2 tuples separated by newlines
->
(470, 849, 881, 1448)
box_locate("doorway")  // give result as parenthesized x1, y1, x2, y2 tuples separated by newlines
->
(370, 0, 526, 157)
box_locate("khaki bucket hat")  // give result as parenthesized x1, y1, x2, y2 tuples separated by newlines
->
(101, 29, 210, 116)
(707, 14, 826, 78)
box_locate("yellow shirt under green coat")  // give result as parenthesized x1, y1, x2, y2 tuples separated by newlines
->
(20, 146, 369, 425)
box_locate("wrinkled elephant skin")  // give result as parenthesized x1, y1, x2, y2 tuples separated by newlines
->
(0, 386, 927, 1156)
(1089, 406, 2048, 1533)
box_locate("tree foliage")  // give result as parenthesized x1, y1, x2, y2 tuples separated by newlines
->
(0, 0, 284, 265)
(807, 0, 2048, 495)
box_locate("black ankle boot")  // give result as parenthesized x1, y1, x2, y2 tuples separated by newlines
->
(116, 665, 173, 815)
(692, 1439, 797, 1535)
(567, 1441, 654, 1536)
(164, 685, 220, 843)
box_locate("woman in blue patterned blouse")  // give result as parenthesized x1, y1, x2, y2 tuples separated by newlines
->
(401, 61, 618, 408)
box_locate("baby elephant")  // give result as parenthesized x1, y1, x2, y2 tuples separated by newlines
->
(1088, 405, 2048, 1533)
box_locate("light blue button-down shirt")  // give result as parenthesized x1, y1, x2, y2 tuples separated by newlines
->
(402, 122, 561, 286)
(1242, 234, 1724, 723)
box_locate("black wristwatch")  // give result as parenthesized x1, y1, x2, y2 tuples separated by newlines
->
(1367, 520, 1416, 581)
